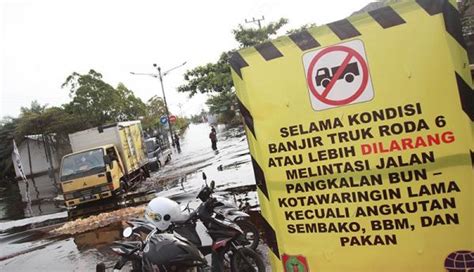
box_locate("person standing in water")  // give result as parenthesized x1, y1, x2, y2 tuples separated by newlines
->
(174, 132, 181, 153)
(209, 126, 217, 150)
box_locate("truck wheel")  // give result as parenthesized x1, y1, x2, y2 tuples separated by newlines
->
(321, 79, 330, 88)
(120, 179, 129, 192)
(345, 73, 355, 83)
(143, 167, 150, 178)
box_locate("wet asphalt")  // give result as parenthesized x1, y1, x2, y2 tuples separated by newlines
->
(0, 123, 263, 271)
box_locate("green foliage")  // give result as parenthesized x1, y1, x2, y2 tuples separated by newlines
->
(189, 110, 208, 124)
(1, 72, 151, 179)
(62, 70, 146, 126)
(116, 83, 147, 121)
(173, 116, 190, 134)
(177, 52, 234, 97)
(178, 19, 288, 124)
(232, 18, 288, 48)
(286, 23, 318, 35)
(206, 90, 237, 124)
(0, 118, 18, 178)
(15, 102, 83, 139)
(178, 19, 288, 98)
(141, 95, 167, 131)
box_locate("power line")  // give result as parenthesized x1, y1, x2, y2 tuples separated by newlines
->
(245, 16, 265, 29)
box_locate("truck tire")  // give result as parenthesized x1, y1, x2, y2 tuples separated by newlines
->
(143, 166, 151, 178)
(345, 73, 355, 83)
(321, 78, 330, 88)
(120, 179, 129, 193)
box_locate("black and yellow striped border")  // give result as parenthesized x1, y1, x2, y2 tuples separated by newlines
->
(230, 0, 473, 261)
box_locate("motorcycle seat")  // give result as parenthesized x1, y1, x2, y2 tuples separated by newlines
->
(172, 215, 191, 225)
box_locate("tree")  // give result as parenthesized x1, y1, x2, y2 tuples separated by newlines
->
(14, 101, 84, 166)
(1, 72, 151, 179)
(141, 95, 167, 131)
(233, 18, 288, 48)
(178, 19, 288, 98)
(178, 19, 289, 124)
(0, 117, 18, 179)
(62, 69, 146, 126)
(206, 90, 238, 124)
(177, 52, 234, 97)
(115, 83, 147, 121)
(190, 110, 208, 124)
(174, 116, 190, 134)
(286, 23, 318, 35)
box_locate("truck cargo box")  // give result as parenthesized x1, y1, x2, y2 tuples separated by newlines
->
(69, 121, 147, 174)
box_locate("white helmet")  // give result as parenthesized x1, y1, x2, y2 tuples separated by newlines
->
(144, 197, 182, 231)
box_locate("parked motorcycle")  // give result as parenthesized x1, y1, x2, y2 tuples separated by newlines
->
(97, 173, 264, 272)
(191, 173, 260, 250)
(96, 218, 208, 272)
(173, 187, 265, 272)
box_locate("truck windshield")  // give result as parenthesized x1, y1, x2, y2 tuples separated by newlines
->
(60, 149, 105, 181)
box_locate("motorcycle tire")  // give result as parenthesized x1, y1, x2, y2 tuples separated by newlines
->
(236, 220, 260, 250)
(230, 247, 265, 272)
(96, 263, 105, 272)
(132, 259, 142, 272)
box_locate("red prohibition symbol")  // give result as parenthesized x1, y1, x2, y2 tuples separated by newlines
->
(306, 45, 369, 106)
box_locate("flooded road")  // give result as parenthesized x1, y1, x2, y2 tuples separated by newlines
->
(0, 123, 260, 271)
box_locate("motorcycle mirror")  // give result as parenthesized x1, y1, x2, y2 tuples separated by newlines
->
(210, 180, 215, 190)
(122, 227, 133, 238)
(202, 172, 207, 180)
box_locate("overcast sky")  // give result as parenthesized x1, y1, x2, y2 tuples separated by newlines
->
(0, 0, 373, 119)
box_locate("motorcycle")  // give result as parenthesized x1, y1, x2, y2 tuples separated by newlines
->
(96, 218, 208, 272)
(173, 185, 265, 272)
(187, 173, 260, 250)
(97, 173, 264, 271)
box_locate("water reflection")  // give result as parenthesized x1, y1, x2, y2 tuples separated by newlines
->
(73, 222, 124, 251)
(0, 182, 24, 221)
(0, 173, 62, 221)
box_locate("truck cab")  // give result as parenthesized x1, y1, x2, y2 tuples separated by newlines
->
(315, 62, 360, 87)
(60, 145, 124, 207)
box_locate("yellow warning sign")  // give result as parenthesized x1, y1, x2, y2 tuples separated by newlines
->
(230, 0, 473, 271)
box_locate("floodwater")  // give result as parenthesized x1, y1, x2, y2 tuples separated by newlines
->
(0, 123, 260, 271)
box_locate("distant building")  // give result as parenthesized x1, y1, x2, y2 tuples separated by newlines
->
(11, 135, 61, 205)
(207, 114, 218, 125)
(11, 135, 59, 178)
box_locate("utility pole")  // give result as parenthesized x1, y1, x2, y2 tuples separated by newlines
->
(155, 65, 174, 146)
(130, 61, 187, 148)
(245, 16, 265, 29)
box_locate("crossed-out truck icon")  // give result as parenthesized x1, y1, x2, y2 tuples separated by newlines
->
(315, 62, 360, 87)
